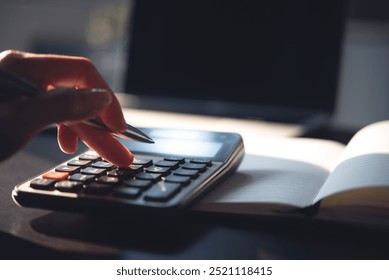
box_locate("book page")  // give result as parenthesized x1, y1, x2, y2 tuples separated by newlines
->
(121, 107, 347, 213)
(194, 137, 345, 213)
(314, 120, 389, 204)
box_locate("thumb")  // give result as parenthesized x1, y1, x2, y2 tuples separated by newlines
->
(19, 88, 112, 133)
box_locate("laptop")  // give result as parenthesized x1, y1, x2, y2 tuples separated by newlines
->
(123, 0, 346, 125)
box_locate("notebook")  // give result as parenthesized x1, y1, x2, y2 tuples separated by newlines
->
(123, 0, 346, 124)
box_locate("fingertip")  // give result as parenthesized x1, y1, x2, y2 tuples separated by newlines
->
(99, 144, 134, 167)
(57, 124, 78, 154)
(112, 150, 134, 168)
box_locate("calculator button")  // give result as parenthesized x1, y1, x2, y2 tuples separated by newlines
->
(113, 188, 141, 199)
(182, 163, 207, 172)
(83, 182, 113, 194)
(69, 173, 95, 183)
(144, 182, 181, 202)
(67, 159, 91, 167)
(55, 165, 80, 174)
(81, 167, 106, 176)
(145, 166, 171, 176)
(165, 175, 191, 185)
(91, 161, 114, 170)
(132, 158, 153, 167)
(173, 169, 199, 179)
(155, 160, 179, 169)
(95, 176, 120, 186)
(55, 180, 83, 192)
(164, 157, 185, 163)
(107, 169, 136, 179)
(190, 159, 212, 166)
(124, 179, 152, 190)
(79, 154, 101, 162)
(30, 178, 56, 190)
(42, 171, 69, 181)
(128, 165, 143, 173)
(135, 173, 162, 182)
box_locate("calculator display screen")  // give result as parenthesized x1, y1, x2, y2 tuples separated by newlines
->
(126, 139, 222, 158)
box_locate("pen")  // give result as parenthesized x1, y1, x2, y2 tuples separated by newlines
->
(0, 67, 154, 144)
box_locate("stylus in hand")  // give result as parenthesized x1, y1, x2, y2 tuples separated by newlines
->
(0, 67, 154, 144)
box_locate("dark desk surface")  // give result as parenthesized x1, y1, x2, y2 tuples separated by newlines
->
(1, 130, 389, 259)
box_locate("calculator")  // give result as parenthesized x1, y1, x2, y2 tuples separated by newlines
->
(12, 128, 244, 215)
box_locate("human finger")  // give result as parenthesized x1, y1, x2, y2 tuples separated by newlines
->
(67, 122, 134, 167)
(13, 87, 112, 138)
(57, 123, 78, 154)
(0, 50, 126, 132)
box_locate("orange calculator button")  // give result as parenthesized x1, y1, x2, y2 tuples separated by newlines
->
(42, 171, 69, 181)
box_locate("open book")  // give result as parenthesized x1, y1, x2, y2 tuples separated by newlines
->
(194, 120, 389, 228)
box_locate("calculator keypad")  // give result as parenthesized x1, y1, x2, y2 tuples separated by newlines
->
(26, 152, 221, 208)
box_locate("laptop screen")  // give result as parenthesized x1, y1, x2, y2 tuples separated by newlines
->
(124, 0, 345, 122)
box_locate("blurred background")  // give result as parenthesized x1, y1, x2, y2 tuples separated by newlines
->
(0, 0, 388, 131)
(0, 0, 131, 91)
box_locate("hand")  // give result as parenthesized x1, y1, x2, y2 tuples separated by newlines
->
(0, 50, 134, 167)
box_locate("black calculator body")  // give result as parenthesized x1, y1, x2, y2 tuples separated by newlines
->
(12, 128, 244, 215)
